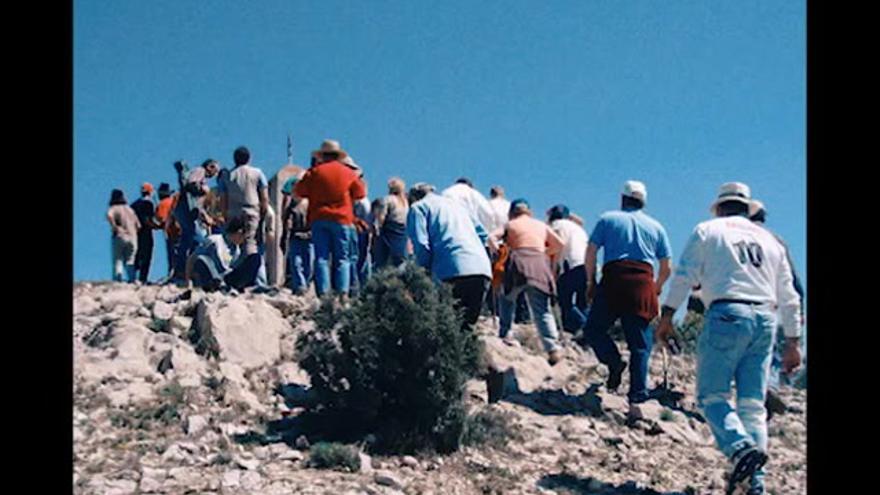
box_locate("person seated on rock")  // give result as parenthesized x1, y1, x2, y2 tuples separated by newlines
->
(488, 198, 564, 365)
(185, 216, 261, 292)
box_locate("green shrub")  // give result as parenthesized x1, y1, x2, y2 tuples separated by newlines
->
(296, 262, 482, 454)
(676, 311, 704, 354)
(308, 442, 361, 471)
(462, 408, 523, 448)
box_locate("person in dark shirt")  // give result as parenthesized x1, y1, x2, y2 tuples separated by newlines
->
(130, 183, 160, 283)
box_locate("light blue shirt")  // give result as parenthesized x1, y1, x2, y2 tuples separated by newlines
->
(406, 193, 492, 282)
(590, 207, 672, 265)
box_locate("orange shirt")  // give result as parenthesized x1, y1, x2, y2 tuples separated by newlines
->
(293, 161, 366, 225)
(156, 194, 181, 238)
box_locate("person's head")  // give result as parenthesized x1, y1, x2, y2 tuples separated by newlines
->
(546, 204, 570, 222)
(224, 216, 248, 245)
(490, 185, 505, 199)
(233, 146, 250, 167)
(710, 182, 752, 217)
(388, 177, 406, 195)
(157, 182, 172, 199)
(371, 198, 385, 215)
(312, 139, 348, 164)
(509, 198, 531, 219)
(620, 180, 647, 210)
(408, 182, 435, 205)
(202, 159, 220, 178)
(749, 200, 767, 224)
(141, 182, 154, 198)
(456, 177, 474, 188)
(109, 189, 127, 206)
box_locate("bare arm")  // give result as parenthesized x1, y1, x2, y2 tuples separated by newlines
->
(585, 242, 599, 300)
(259, 188, 269, 217)
(656, 257, 672, 295)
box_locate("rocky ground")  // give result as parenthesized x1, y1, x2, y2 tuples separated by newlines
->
(73, 282, 806, 494)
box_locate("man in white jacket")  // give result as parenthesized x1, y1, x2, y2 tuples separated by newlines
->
(656, 182, 802, 495)
(442, 178, 494, 237)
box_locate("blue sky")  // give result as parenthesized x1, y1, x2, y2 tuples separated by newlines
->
(74, 0, 806, 293)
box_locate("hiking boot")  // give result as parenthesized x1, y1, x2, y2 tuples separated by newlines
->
(606, 360, 627, 391)
(765, 388, 788, 420)
(547, 350, 562, 366)
(486, 368, 505, 404)
(726, 447, 768, 495)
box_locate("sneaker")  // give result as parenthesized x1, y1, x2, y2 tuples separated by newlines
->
(547, 350, 562, 366)
(727, 447, 768, 495)
(606, 360, 627, 391)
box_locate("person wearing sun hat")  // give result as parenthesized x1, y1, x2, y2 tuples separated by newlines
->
(579, 180, 673, 404)
(748, 199, 806, 421)
(294, 139, 367, 298)
(656, 182, 803, 495)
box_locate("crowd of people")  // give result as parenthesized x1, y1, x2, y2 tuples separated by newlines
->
(105, 138, 804, 495)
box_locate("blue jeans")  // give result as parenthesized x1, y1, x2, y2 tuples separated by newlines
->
(499, 285, 560, 353)
(557, 264, 588, 332)
(697, 301, 775, 485)
(173, 204, 203, 277)
(581, 287, 653, 403)
(311, 220, 355, 296)
(373, 222, 408, 269)
(287, 237, 314, 293)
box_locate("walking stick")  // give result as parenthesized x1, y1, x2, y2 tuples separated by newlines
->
(493, 286, 500, 331)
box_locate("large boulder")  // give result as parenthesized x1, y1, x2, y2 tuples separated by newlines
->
(192, 298, 286, 370)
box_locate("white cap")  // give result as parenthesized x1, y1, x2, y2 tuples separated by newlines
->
(622, 180, 647, 203)
(710, 182, 752, 216)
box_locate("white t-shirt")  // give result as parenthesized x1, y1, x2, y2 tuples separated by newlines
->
(487, 197, 511, 233)
(550, 218, 589, 270)
(441, 183, 494, 233)
(664, 215, 802, 337)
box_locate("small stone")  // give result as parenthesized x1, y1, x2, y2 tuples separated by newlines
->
(241, 470, 263, 490)
(222, 469, 241, 488)
(359, 452, 373, 473)
(235, 456, 260, 470)
(295, 435, 310, 449)
(374, 470, 404, 489)
(139, 467, 166, 492)
(278, 449, 305, 462)
(628, 399, 665, 421)
(152, 300, 175, 321)
(401, 456, 419, 468)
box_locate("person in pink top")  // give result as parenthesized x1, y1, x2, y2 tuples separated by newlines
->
(489, 199, 565, 365)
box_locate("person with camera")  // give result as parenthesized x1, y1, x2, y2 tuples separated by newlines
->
(171, 158, 220, 283)
(655, 183, 802, 495)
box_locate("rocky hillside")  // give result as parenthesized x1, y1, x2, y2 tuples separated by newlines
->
(73, 283, 806, 494)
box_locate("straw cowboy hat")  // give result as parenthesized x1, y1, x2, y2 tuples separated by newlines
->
(311, 139, 348, 160)
(710, 182, 753, 216)
(749, 199, 766, 219)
